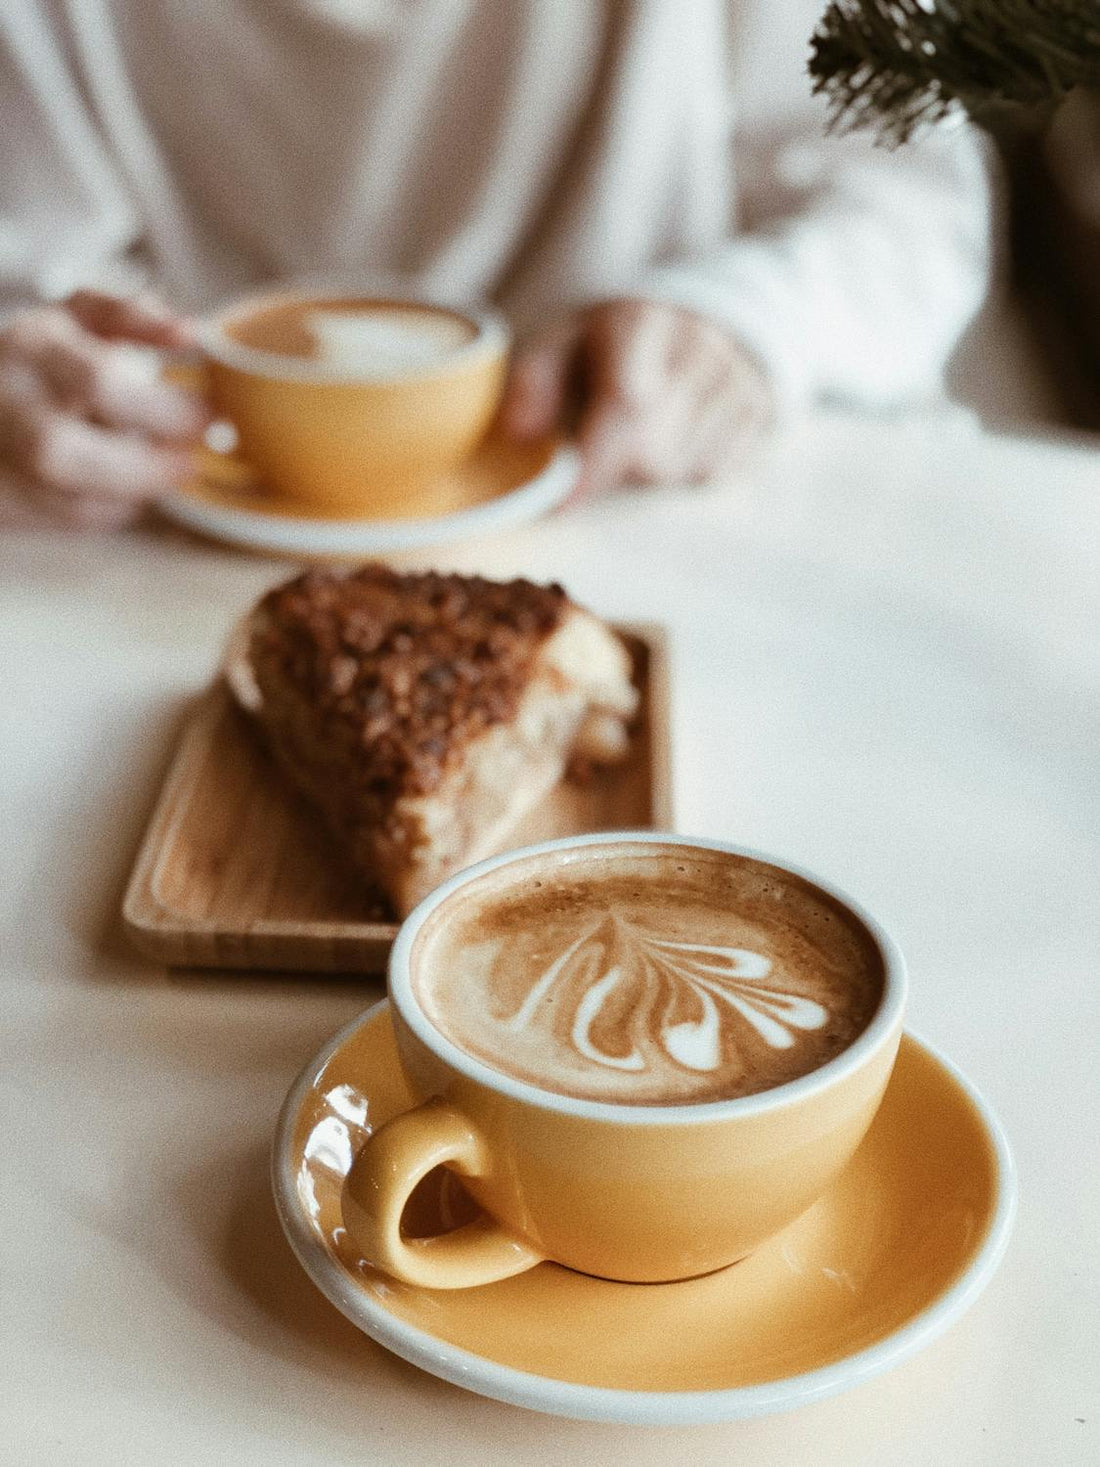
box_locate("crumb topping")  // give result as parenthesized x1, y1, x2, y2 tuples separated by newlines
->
(249, 564, 570, 802)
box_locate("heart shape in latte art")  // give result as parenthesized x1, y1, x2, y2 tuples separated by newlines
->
(502, 915, 829, 1077)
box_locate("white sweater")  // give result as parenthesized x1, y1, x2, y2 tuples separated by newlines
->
(0, 0, 993, 416)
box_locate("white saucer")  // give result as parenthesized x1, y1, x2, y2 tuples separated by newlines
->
(156, 439, 578, 556)
(271, 1001, 1015, 1426)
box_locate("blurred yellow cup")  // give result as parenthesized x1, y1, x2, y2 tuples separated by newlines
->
(194, 287, 509, 518)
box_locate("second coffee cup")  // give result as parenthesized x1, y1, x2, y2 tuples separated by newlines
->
(194, 286, 509, 518)
(342, 833, 907, 1288)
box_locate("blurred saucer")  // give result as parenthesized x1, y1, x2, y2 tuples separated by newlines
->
(156, 435, 578, 556)
(272, 1001, 1015, 1426)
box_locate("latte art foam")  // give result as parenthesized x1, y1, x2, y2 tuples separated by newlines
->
(505, 918, 829, 1075)
(413, 847, 885, 1105)
(223, 296, 476, 368)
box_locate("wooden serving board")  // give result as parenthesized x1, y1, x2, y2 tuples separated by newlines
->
(122, 625, 672, 973)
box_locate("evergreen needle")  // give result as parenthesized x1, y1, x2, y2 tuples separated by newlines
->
(809, 1, 1100, 144)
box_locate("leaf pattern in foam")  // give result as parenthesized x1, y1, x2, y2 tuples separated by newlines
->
(502, 915, 828, 1075)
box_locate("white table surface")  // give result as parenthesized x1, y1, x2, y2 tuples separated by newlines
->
(2, 404, 1098, 1465)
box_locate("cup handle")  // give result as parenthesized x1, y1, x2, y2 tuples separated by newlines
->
(161, 360, 260, 491)
(341, 1098, 545, 1289)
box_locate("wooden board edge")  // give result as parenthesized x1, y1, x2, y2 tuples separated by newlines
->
(120, 689, 223, 938)
(121, 696, 393, 970)
(121, 621, 674, 968)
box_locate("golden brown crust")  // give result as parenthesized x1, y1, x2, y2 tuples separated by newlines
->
(239, 564, 639, 916)
(248, 564, 570, 817)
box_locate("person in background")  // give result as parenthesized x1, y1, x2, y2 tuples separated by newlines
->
(0, 0, 993, 529)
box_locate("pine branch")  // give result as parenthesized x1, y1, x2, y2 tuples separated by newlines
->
(809, 1, 1100, 145)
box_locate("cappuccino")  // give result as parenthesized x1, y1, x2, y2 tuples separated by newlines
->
(223, 296, 476, 375)
(412, 843, 885, 1106)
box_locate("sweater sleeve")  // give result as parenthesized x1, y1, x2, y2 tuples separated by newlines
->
(638, 1, 995, 419)
(0, 6, 144, 315)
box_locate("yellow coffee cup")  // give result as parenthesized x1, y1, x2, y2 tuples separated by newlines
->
(342, 834, 908, 1288)
(193, 286, 509, 518)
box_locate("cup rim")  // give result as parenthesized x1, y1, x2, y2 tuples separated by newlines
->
(388, 832, 908, 1126)
(196, 275, 510, 386)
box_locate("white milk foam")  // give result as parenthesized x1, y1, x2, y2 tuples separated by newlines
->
(414, 850, 883, 1105)
(307, 308, 471, 373)
(503, 915, 828, 1076)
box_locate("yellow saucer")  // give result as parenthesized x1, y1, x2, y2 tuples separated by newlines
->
(156, 435, 578, 556)
(272, 1002, 1014, 1425)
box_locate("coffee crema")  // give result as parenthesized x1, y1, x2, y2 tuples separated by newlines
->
(223, 296, 475, 370)
(412, 846, 885, 1106)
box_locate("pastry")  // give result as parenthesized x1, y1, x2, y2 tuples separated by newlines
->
(226, 565, 638, 916)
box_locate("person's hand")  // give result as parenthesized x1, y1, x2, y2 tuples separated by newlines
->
(0, 289, 210, 529)
(500, 298, 774, 497)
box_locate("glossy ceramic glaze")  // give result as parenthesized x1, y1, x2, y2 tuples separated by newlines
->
(272, 1001, 1015, 1424)
(345, 834, 906, 1287)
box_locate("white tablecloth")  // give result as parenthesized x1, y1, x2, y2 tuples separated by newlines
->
(2, 405, 1097, 1465)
